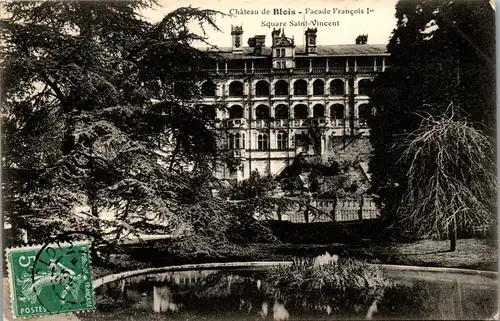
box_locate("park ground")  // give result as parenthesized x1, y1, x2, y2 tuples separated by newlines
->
(93, 238, 497, 279)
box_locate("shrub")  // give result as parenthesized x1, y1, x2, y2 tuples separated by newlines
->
(264, 257, 392, 313)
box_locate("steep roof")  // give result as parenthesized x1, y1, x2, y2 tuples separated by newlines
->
(202, 44, 388, 59)
(274, 36, 295, 47)
(297, 44, 388, 56)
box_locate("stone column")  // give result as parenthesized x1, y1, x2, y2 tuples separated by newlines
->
(244, 81, 249, 97)
(244, 103, 249, 119)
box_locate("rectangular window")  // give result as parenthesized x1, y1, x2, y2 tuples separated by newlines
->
(277, 132, 288, 150)
(295, 133, 308, 146)
(258, 134, 269, 150)
(281, 61, 286, 69)
(276, 49, 281, 57)
(281, 49, 286, 57)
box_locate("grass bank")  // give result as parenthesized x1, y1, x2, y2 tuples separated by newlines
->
(92, 238, 497, 279)
(244, 238, 497, 271)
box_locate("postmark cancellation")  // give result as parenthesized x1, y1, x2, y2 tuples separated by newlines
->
(6, 242, 96, 318)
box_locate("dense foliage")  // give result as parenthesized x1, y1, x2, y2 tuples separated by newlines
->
(368, 0, 496, 245)
(265, 257, 391, 312)
(0, 1, 263, 254)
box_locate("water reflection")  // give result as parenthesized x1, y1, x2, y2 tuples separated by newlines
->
(88, 268, 497, 320)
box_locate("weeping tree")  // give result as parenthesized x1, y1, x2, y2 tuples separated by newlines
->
(1, 1, 266, 256)
(369, 0, 495, 230)
(396, 108, 496, 251)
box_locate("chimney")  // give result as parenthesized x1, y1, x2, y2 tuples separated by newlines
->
(231, 25, 243, 53)
(355, 34, 368, 44)
(254, 35, 265, 55)
(305, 28, 317, 54)
(248, 35, 266, 55)
(271, 28, 281, 46)
(248, 37, 256, 47)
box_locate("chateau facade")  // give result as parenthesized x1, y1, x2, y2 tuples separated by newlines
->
(196, 27, 389, 181)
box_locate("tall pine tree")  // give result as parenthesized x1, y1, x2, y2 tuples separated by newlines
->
(1, 1, 252, 254)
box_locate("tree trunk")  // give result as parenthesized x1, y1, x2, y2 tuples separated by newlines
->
(449, 216, 457, 252)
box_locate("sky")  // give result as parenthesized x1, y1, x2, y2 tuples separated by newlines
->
(141, 0, 400, 47)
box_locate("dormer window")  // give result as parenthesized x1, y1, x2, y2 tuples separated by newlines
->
(275, 49, 286, 58)
(272, 30, 295, 69)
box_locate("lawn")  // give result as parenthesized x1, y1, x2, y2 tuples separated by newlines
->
(92, 238, 497, 279)
(243, 238, 497, 271)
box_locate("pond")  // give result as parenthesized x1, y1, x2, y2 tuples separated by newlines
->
(81, 265, 497, 320)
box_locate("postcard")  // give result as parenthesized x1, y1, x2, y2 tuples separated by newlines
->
(2, 0, 497, 320)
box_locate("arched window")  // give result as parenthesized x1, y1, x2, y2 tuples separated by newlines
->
(358, 104, 372, 127)
(330, 104, 344, 125)
(257, 133, 269, 150)
(202, 81, 216, 97)
(294, 104, 308, 119)
(200, 105, 216, 120)
(277, 131, 288, 150)
(275, 80, 289, 96)
(255, 105, 270, 119)
(313, 79, 324, 96)
(330, 79, 344, 95)
(229, 81, 243, 97)
(255, 81, 270, 97)
(229, 105, 243, 119)
(275, 104, 289, 119)
(313, 104, 325, 118)
(293, 80, 308, 96)
(358, 79, 372, 96)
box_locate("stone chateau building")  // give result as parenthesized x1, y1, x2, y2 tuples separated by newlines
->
(195, 26, 389, 181)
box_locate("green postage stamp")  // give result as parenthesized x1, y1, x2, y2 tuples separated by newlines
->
(6, 242, 96, 318)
